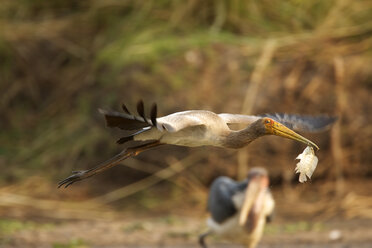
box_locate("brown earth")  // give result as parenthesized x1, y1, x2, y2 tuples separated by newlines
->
(1, 217, 371, 248)
(1, 179, 371, 248)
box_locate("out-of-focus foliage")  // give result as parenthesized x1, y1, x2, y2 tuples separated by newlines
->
(0, 0, 371, 192)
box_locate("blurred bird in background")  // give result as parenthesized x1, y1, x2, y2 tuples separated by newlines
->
(199, 167, 274, 248)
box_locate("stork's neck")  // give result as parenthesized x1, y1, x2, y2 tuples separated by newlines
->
(223, 121, 266, 149)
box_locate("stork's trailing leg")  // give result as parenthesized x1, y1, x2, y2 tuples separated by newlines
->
(58, 141, 162, 188)
(198, 230, 212, 248)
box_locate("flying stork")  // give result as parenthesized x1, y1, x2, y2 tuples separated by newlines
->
(58, 100, 336, 188)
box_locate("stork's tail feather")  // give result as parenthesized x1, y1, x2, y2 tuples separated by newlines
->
(99, 100, 158, 131)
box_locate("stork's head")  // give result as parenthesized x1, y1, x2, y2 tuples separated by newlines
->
(261, 117, 319, 149)
(239, 167, 270, 233)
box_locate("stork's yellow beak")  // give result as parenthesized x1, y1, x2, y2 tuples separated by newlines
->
(265, 119, 319, 150)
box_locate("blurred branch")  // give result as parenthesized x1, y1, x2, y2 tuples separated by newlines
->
(317, 0, 351, 31)
(210, 0, 226, 33)
(341, 192, 372, 219)
(89, 152, 204, 205)
(237, 39, 277, 180)
(122, 158, 201, 193)
(241, 39, 277, 114)
(331, 56, 346, 196)
(0, 192, 114, 220)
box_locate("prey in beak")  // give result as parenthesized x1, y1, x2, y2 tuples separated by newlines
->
(239, 169, 270, 232)
(263, 118, 319, 150)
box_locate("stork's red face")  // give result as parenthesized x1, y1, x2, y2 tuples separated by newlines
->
(262, 118, 319, 149)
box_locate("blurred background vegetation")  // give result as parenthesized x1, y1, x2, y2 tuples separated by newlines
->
(0, 0, 372, 246)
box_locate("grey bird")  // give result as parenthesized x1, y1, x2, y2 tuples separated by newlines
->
(199, 167, 274, 248)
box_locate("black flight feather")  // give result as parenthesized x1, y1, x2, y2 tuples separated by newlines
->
(150, 103, 157, 127)
(99, 109, 151, 130)
(136, 100, 146, 121)
(121, 104, 131, 114)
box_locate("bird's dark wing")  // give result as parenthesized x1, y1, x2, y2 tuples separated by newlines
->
(261, 113, 337, 133)
(207, 177, 243, 224)
(99, 100, 158, 130)
(99, 109, 151, 130)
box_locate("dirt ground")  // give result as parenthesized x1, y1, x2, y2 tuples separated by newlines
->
(1, 215, 371, 248)
(0, 179, 371, 248)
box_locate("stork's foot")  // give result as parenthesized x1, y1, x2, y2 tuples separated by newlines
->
(58, 170, 88, 188)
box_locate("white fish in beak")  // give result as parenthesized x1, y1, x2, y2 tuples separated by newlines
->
(295, 146, 318, 183)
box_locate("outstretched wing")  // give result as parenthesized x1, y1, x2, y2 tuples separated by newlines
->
(99, 102, 212, 144)
(261, 113, 337, 133)
(99, 101, 208, 133)
(98, 109, 151, 130)
(207, 177, 241, 224)
(156, 110, 213, 133)
(218, 113, 260, 125)
(99, 100, 157, 130)
(218, 113, 336, 133)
